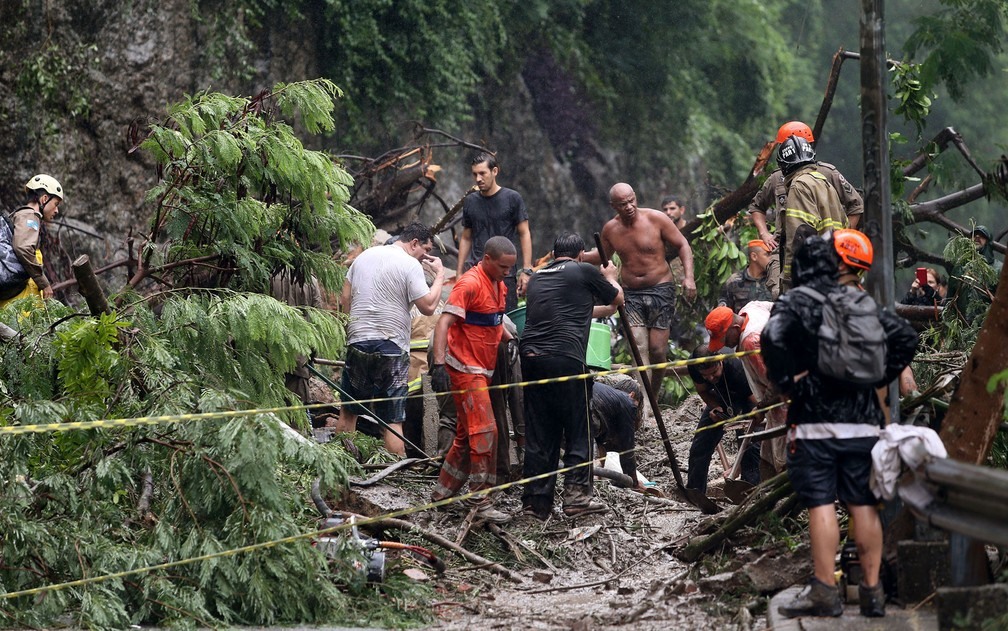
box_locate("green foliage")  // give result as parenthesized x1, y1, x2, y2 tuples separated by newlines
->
(660, 347, 694, 406)
(577, 0, 806, 183)
(690, 209, 751, 310)
(140, 79, 372, 295)
(891, 61, 935, 137)
(0, 294, 373, 628)
(904, 0, 1008, 100)
(15, 42, 97, 122)
(0, 79, 436, 627)
(943, 234, 998, 322)
(317, 0, 509, 146)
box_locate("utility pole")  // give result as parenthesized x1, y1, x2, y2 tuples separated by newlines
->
(860, 0, 893, 307)
(860, 0, 899, 414)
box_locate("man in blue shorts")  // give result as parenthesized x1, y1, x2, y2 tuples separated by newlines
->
(337, 223, 445, 456)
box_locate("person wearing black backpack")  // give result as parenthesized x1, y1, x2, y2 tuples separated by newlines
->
(1, 174, 63, 308)
(762, 233, 917, 620)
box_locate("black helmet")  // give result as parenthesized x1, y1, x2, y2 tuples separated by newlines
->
(777, 135, 816, 176)
(972, 225, 992, 241)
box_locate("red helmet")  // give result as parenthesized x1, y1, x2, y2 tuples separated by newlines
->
(833, 229, 873, 271)
(776, 121, 815, 144)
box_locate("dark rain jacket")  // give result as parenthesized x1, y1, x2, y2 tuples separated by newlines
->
(762, 236, 918, 427)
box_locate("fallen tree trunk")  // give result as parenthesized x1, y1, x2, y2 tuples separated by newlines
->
(72, 255, 111, 316)
(676, 472, 793, 563)
(939, 257, 1008, 463)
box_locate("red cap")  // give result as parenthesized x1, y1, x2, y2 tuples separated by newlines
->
(705, 306, 736, 352)
(748, 239, 769, 251)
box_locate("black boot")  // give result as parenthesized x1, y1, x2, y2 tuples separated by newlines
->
(778, 578, 843, 618)
(858, 581, 885, 617)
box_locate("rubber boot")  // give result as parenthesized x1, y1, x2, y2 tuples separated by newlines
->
(858, 581, 885, 617)
(778, 578, 843, 618)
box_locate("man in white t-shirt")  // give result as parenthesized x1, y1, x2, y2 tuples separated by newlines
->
(337, 222, 445, 455)
(705, 301, 788, 476)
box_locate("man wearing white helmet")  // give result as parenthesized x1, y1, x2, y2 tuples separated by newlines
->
(1, 174, 63, 307)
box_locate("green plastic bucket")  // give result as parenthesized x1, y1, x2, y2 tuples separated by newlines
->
(506, 306, 611, 369)
(585, 322, 613, 369)
(506, 306, 527, 335)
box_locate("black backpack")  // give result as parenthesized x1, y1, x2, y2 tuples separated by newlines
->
(792, 285, 887, 385)
(0, 209, 29, 300)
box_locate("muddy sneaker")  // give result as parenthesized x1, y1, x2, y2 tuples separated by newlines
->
(778, 578, 843, 618)
(858, 581, 885, 617)
(562, 501, 607, 517)
(473, 505, 512, 524)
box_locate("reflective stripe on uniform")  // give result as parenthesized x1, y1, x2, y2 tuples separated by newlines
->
(784, 208, 846, 233)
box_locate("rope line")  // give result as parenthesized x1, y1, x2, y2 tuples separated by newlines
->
(0, 447, 644, 600)
(0, 350, 758, 436)
(691, 401, 789, 434)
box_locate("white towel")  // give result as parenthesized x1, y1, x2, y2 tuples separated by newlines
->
(870, 424, 947, 500)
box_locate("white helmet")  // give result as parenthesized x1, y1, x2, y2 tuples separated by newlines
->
(25, 174, 63, 199)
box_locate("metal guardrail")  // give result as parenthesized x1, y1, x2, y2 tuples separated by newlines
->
(910, 457, 1008, 546)
(901, 454, 1008, 585)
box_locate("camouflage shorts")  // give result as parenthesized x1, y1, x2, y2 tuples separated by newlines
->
(623, 282, 677, 330)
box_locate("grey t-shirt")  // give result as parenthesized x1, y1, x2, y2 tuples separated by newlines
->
(346, 244, 429, 351)
(462, 187, 528, 270)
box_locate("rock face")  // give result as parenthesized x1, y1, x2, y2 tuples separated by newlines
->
(1, 1, 322, 281)
(0, 3, 620, 286)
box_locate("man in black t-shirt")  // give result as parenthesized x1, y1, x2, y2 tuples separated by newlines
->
(457, 152, 533, 311)
(520, 233, 623, 519)
(685, 344, 761, 494)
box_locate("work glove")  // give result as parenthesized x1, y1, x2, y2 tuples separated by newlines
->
(709, 407, 733, 424)
(430, 363, 451, 393)
(506, 338, 519, 366)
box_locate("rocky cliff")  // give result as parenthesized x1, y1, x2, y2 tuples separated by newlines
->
(1, 1, 632, 290)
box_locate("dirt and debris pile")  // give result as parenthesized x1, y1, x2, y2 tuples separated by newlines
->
(332, 397, 809, 630)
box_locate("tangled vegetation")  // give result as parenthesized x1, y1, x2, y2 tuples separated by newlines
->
(0, 80, 437, 629)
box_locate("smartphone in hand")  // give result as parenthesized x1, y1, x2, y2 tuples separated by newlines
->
(916, 267, 928, 286)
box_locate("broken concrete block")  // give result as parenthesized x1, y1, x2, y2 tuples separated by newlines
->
(897, 539, 950, 603)
(936, 583, 1008, 630)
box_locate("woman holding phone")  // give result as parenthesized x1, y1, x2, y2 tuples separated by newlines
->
(902, 267, 947, 306)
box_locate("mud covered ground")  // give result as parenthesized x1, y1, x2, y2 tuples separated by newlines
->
(342, 396, 810, 630)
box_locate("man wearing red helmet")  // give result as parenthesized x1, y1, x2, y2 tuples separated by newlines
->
(775, 135, 850, 289)
(833, 228, 873, 288)
(749, 122, 863, 290)
(834, 229, 920, 399)
(762, 233, 918, 619)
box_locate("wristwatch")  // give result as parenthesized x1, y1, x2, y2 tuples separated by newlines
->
(518, 268, 533, 276)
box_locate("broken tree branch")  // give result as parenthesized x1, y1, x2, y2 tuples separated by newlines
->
(71, 255, 111, 316)
(522, 565, 633, 595)
(676, 472, 793, 563)
(349, 512, 521, 582)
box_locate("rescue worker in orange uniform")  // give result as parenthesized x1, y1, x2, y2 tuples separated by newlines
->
(430, 236, 517, 523)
